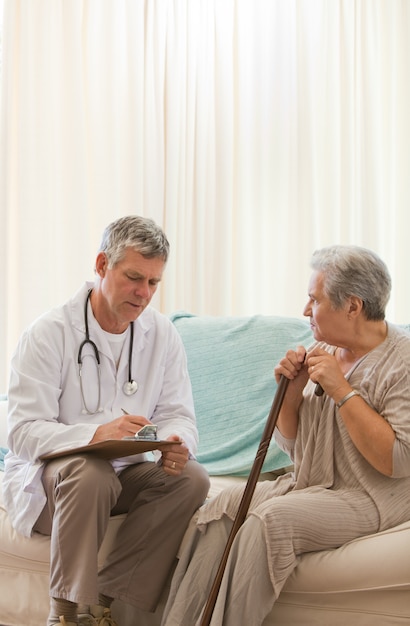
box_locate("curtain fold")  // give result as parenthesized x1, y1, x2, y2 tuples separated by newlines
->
(1, 0, 410, 389)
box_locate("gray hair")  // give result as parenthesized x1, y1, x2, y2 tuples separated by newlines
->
(99, 215, 170, 268)
(310, 245, 391, 321)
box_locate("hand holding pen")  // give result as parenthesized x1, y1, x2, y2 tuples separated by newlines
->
(121, 409, 158, 440)
(88, 408, 150, 444)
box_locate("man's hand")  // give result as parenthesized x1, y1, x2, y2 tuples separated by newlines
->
(161, 435, 189, 475)
(89, 413, 152, 444)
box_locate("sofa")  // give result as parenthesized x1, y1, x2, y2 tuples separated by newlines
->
(1, 313, 410, 626)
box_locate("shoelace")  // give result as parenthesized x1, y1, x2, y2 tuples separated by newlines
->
(97, 609, 118, 626)
(58, 618, 86, 626)
(58, 618, 77, 626)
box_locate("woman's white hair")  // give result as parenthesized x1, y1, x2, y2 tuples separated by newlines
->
(311, 245, 391, 321)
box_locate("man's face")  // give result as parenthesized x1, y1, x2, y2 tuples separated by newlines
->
(95, 247, 165, 332)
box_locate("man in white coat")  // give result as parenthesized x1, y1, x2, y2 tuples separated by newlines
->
(3, 215, 210, 626)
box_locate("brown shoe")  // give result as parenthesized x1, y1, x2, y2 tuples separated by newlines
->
(78, 614, 99, 626)
(87, 607, 118, 626)
(51, 612, 98, 625)
(55, 617, 79, 626)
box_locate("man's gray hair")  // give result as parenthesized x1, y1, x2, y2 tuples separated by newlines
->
(99, 215, 170, 268)
(311, 245, 391, 321)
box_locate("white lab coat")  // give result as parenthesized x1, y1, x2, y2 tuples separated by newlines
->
(3, 282, 199, 537)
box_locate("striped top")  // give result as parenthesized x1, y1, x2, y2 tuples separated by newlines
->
(198, 322, 410, 535)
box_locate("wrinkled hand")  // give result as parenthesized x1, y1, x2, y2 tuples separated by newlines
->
(274, 346, 309, 411)
(305, 346, 346, 397)
(161, 435, 189, 476)
(90, 413, 151, 444)
(274, 345, 309, 388)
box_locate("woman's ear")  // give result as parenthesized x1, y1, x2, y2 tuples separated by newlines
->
(347, 296, 363, 319)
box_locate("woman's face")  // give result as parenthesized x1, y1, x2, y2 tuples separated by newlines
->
(303, 270, 349, 344)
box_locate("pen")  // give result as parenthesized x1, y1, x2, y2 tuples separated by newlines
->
(121, 408, 136, 440)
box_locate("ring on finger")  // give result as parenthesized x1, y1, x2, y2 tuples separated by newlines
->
(171, 461, 176, 469)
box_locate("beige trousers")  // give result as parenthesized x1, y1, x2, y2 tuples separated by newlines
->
(34, 454, 210, 612)
(161, 515, 274, 626)
(162, 488, 379, 625)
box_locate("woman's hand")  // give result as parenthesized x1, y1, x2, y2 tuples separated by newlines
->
(305, 346, 350, 401)
(274, 346, 309, 397)
(274, 346, 309, 439)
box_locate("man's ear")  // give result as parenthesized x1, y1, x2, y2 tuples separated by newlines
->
(95, 252, 108, 277)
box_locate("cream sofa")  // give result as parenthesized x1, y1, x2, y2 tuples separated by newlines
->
(1, 313, 410, 626)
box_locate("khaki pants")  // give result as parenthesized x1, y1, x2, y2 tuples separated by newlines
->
(34, 454, 210, 612)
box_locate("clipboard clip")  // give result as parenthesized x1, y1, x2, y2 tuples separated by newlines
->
(123, 424, 159, 441)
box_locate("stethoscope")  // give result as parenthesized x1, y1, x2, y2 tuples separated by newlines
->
(78, 288, 138, 414)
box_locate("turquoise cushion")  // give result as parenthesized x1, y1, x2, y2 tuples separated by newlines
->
(0, 447, 7, 471)
(171, 312, 314, 476)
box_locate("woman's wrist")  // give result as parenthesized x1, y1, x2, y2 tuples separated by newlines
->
(336, 389, 360, 409)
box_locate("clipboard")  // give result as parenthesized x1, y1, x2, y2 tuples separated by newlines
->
(40, 438, 180, 462)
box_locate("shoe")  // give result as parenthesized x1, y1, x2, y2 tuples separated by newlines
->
(50, 613, 98, 626)
(54, 617, 78, 626)
(88, 607, 119, 626)
(78, 614, 98, 626)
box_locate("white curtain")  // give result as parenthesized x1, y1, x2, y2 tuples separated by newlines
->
(1, 0, 410, 390)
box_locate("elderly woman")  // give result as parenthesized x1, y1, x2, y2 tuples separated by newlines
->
(161, 245, 410, 626)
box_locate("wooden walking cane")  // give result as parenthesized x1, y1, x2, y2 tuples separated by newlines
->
(199, 375, 290, 626)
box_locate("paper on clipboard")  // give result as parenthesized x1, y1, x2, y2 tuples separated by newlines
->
(40, 438, 180, 462)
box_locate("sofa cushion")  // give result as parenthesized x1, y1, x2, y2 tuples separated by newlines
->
(283, 518, 410, 594)
(171, 312, 313, 476)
